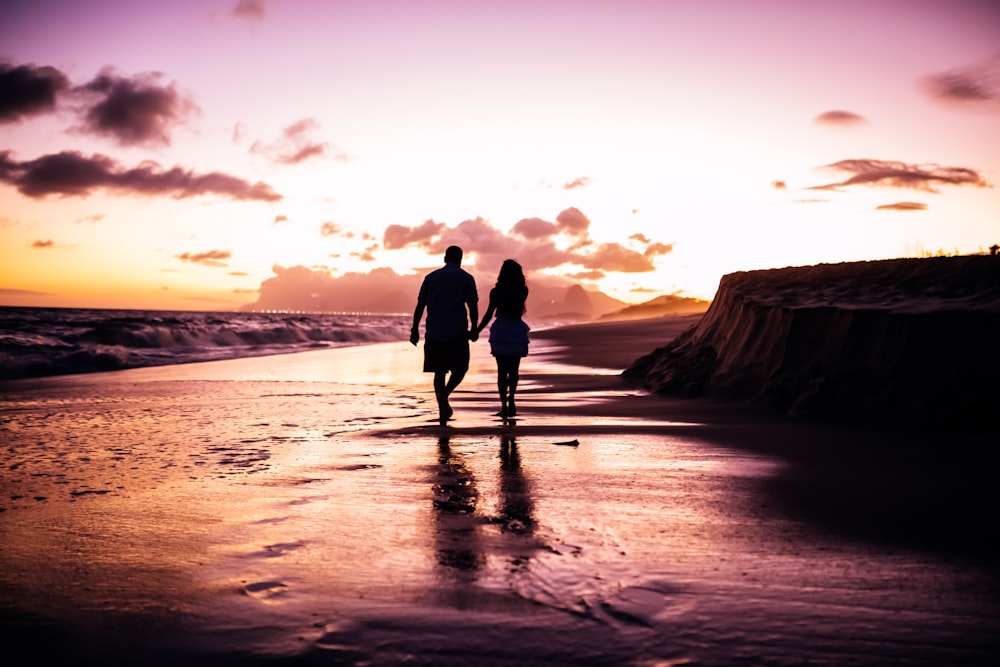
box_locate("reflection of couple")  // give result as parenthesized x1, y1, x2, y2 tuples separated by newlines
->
(410, 245, 529, 423)
(432, 435, 534, 580)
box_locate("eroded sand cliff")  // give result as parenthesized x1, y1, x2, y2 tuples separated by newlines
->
(625, 256, 1000, 430)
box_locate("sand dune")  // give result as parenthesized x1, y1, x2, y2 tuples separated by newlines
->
(625, 256, 1000, 430)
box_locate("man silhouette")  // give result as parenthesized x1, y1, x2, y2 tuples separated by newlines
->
(410, 246, 479, 423)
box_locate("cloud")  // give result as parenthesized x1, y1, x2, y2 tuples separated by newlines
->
(283, 144, 326, 164)
(253, 265, 423, 312)
(31, 239, 54, 248)
(175, 249, 231, 267)
(579, 242, 655, 272)
(462, 222, 615, 273)
(232, 122, 248, 143)
(876, 201, 928, 211)
(0, 150, 282, 200)
(76, 214, 105, 223)
(923, 55, 1000, 109)
(428, 217, 505, 252)
(0, 287, 51, 296)
(383, 216, 567, 276)
(383, 218, 446, 249)
(0, 63, 69, 122)
(380, 208, 673, 278)
(75, 69, 198, 147)
(643, 242, 674, 258)
(563, 177, 591, 190)
(273, 214, 288, 224)
(771, 180, 787, 190)
(512, 217, 559, 239)
(233, 0, 268, 20)
(320, 221, 342, 236)
(555, 207, 590, 235)
(815, 110, 867, 126)
(352, 244, 378, 262)
(511, 211, 596, 242)
(250, 118, 346, 165)
(809, 158, 991, 192)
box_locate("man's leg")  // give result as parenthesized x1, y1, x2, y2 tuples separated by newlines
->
(433, 338, 469, 423)
(433, 371, 452, 422)
(445, 369, 465, 394)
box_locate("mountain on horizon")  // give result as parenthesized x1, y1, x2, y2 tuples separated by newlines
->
(599, 293, 711, 321)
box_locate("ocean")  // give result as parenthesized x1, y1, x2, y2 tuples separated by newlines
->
(0, 306, 411, 380)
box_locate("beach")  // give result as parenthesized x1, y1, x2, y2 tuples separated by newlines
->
(1, 314, 998, 666)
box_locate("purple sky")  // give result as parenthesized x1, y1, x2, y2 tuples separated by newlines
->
(1, 0, 998, 310)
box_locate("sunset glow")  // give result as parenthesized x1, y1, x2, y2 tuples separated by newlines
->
(2, 0, 998, 310)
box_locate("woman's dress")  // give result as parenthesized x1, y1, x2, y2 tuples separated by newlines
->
(487, 286, 530, 357)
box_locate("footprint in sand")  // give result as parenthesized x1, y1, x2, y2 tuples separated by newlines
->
(249, 541, 305, 558)
(313, 621, 367, 661)
(597, 586, 672, 628)
(251, 516, 289, 525)
(288, 494, 328, 506)
(241, 580, 288, 599)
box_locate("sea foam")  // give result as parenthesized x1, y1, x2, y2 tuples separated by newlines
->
(0, 307, 411, 380)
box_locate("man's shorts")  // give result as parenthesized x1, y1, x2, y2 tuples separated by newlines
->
(423, 336, 470, 374)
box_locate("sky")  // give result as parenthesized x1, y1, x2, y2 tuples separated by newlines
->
(1, 0, 998, 311)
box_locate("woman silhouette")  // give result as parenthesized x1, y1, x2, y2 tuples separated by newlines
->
(476, 260, 530, 419)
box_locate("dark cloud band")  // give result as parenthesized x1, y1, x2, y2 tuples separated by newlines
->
(923, 56, 1000, 108)
(0, 63, 69, 122)
(810, 158, 990, 193)
(876, 201, 928, 211)
(76, 69, 199, 147)
(814, 110, 867, 126)
(0, 150, 281, 201)
(176, 250, 232, 267)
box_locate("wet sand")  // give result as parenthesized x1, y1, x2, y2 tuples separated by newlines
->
(1, 316, 998, 666)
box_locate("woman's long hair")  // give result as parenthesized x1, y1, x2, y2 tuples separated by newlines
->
(494, 259, 527, 318)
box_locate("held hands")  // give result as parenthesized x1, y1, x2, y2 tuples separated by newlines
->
(411, 328, 479, 344)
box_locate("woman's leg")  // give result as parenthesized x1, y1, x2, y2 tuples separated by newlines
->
(506, 356, 521, 416)
(495, 357, 509, 416)
(497, 356, 521, 417)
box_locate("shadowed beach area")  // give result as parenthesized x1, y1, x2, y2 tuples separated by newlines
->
(2, 301, 999, 664)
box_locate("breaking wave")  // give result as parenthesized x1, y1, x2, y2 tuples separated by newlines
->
(0, 308, 411, 380)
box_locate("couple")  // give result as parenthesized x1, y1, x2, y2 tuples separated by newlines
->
(410, 246, 529, 424)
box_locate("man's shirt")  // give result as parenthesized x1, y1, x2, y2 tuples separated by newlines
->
(418, 263, 478, 340)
